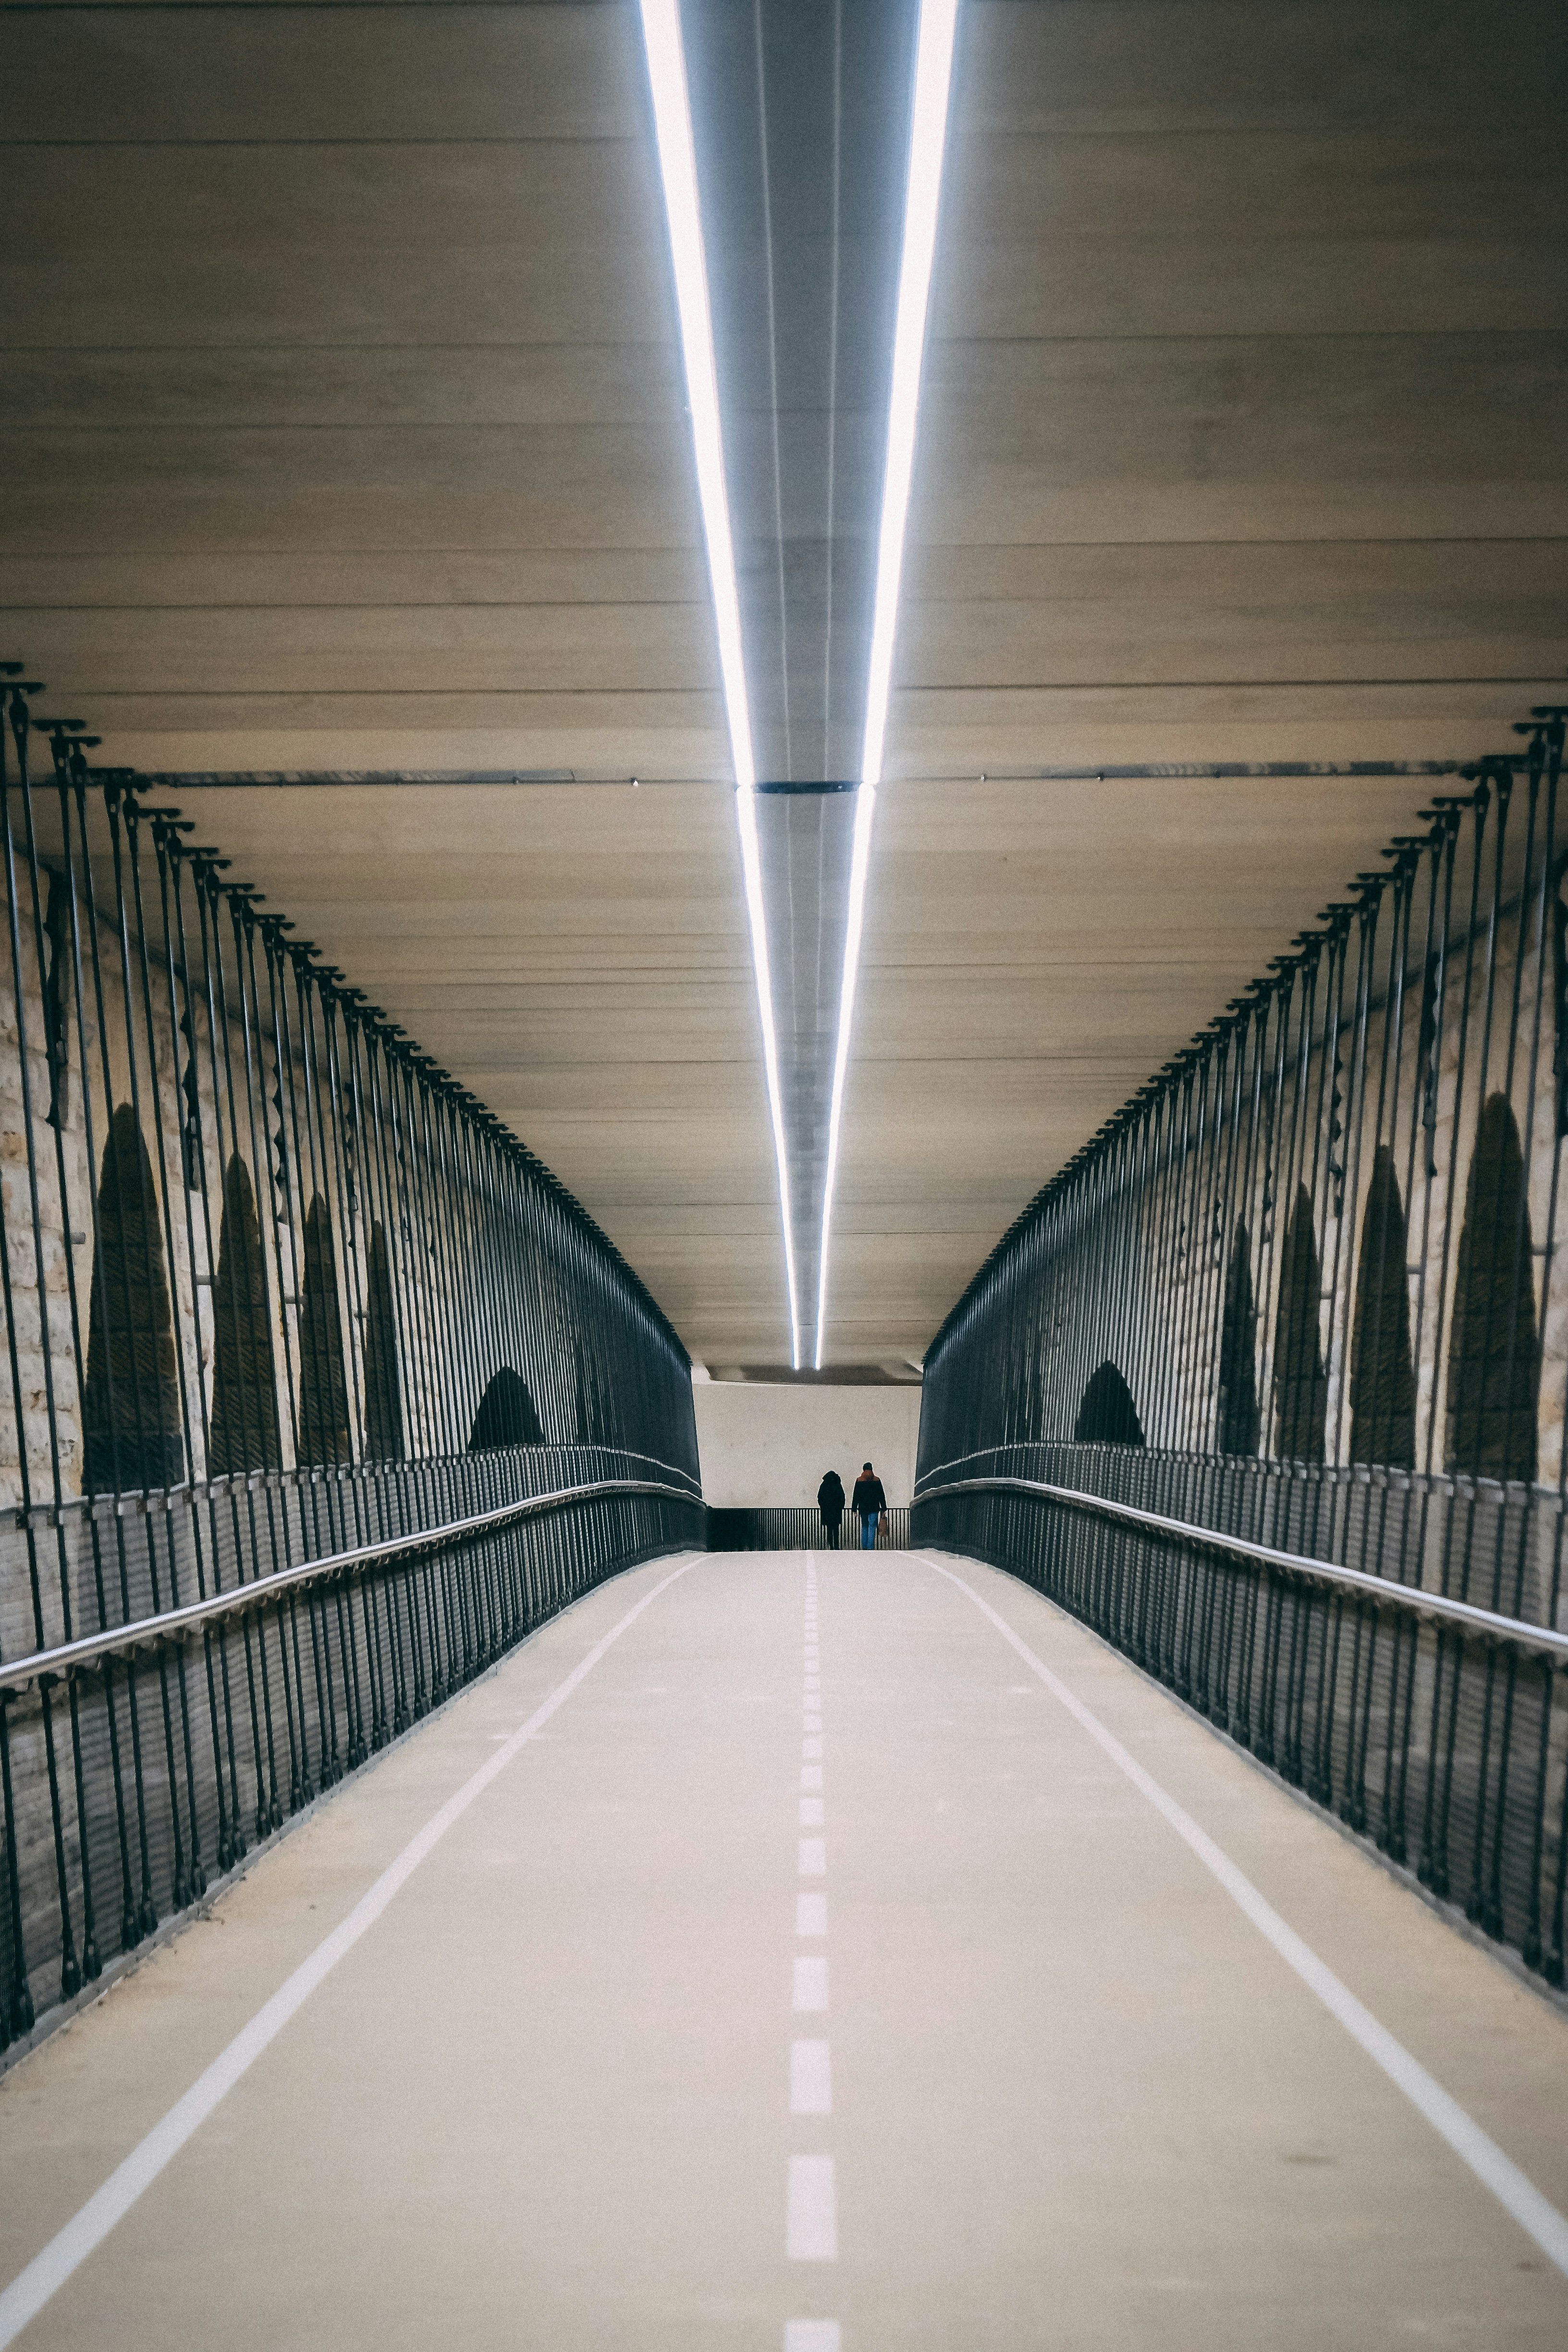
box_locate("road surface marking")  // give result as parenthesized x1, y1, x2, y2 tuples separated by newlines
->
(926, 1552, 1568, 2280)
(794, 1956, 829, 2012)
(0, 1551, 707, 2349)
(787, 2155, 838, 2259)
(791, 2039, 833, 2115)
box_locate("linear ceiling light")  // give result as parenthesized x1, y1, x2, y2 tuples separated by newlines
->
(814, 0, 959, 1370)
(638, 0, 802, 1366)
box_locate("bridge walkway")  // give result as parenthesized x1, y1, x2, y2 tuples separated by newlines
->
(0, 1548, 1565, 2349)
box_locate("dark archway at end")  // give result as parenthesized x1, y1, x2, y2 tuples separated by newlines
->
(469, 1367, 544, 1451)
(1074, 1360, 1145, 1446)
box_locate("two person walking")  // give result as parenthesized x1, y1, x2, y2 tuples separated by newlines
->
(816, 1462, 887, 1549)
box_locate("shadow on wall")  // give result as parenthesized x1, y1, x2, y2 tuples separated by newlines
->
(1447, 1092, 1538, 1482)
(82, 1103, 185, 1494)
(469, 1368, 545, 1451)
(1074, 1361, 1145, 1446)
(1274, 1185, 1329, 1463)
(1349, 1145, 1415, 1470)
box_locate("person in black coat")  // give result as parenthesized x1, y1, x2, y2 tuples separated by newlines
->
(817, 1470, 845, 1547)
(851, 1461, 886, 1549)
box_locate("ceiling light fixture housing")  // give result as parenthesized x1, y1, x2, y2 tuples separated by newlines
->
(638, 0, 802, 1366)
(813, 0, 960, 1370)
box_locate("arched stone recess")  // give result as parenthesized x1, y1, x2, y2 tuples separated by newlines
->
(362, 1222, 404, 1462)
(1446, 1093, 1539, 1482)
(468, 1367, 544, 1452)
(82, 1104, 184, 1494)
(1273, 1186, 1327, 1462)
(208, 1154, 283, 1478)
(1216, 1222, 1260, 1456)
(1349, 1146, 1416, 1469)
(297, 1193, 351, 1467)
(1074, 1360, 1145, 1446)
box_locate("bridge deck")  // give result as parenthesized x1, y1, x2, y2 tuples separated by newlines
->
(1, 1549, 1565, 2349)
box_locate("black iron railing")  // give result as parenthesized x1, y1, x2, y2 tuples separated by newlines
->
(0, 670, 703, 2051)
(915, 704, 1568, 1982)
(917, 1473, 1568, 1980)
(707, 1506, 909, 1550)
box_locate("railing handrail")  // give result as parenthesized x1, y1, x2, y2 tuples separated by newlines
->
(913, 1475, 1568, 1661)
(6, 1441, 703, 1532)
(913, 1439, 1557, 1508)
(0, 1477, 702, 1696)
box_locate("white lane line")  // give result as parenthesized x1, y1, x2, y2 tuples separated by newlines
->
(803, 1715, 823, 1735)
(784, 2325, 841, 2352)
(926, 1554, 1568, 2279)
(0, 1552, 705, 2349)
(803, 1735, 824, 1758)
(791, 2038, 833, 2115)
(800, 1765, 824, 1791)
(796, 1892, 827, 1936)
(793, 1955, 829, 2012)
(787, 2154, 838, 2259)
(798, 1837, 826, 1877)
(799, 1797, 825, 1827)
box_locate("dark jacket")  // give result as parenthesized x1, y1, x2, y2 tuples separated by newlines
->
(852, 1475, 886, 1518)
(817, 1473, 845, 1523)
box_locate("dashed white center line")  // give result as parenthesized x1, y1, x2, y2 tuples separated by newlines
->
(793, 1955, 829, 2012)
(787, 2154, 838, 2259)
(790, 2039, 833, 2115)
(787, 1562, 838, 2346)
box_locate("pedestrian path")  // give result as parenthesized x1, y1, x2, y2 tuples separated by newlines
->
(1, 1549, 1566, 2349)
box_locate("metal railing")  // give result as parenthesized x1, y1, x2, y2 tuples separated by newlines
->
(0, 667, 704, 2051)
(706, 1506, 910, 1551)
(916, 702, 1568, 1983)
(916, 1473, 1568, 1981)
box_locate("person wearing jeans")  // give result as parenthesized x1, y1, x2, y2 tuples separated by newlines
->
(852, 1461, 886, 1549)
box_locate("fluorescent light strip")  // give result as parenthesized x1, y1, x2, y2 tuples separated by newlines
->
(813, 0, 959, 1369)
(736, 780, 803, 1367)
(638, 0, 801, 1366)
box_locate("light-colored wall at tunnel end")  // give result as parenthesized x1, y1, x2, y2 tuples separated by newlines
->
(693, 1381, 920, 1507)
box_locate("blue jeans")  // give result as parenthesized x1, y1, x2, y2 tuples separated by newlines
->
(859, 1512, 879, 1549)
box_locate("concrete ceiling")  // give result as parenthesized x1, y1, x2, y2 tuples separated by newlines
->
(3, 0, 1566, 1375)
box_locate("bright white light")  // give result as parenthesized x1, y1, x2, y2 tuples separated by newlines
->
(860, 0, 959, 795)
(639, 0, 801, 1364)
(813, 777, 876, 1366)
(638, 0, 754, 792)
(736, 781, 802, 1368)
(813, 0, 958, 1369)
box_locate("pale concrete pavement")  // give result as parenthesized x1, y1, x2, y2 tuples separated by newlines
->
(0, 1548, 1565, 2349)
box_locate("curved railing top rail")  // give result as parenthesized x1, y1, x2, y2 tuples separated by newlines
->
(913, 1439, 1561, 1509)
(0, 1476, 703, 1697)
(914, 1474, 1568, 1661)
(7, 1442, 703, 1532)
